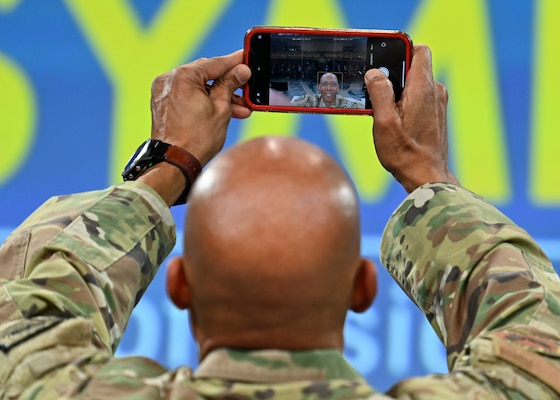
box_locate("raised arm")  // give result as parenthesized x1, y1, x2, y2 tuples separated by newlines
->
(0, 50, 251, 354)
(366, 45, 560, 398)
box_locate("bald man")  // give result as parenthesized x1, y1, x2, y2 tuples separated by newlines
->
(1, 45, 560, 399)
(166, 136, 375, 361)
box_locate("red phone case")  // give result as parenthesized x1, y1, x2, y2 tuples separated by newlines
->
(243, 26, 412, 115)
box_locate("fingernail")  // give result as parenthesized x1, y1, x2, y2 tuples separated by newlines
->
(364, 69, 377, 82)
(235, 66, 250, 85)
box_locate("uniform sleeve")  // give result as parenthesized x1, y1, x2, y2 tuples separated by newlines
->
(0, 181, 176, 353)
(290, 94, 317, 107)
(380, 183, 560, 399)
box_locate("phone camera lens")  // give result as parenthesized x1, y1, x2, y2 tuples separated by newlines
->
(381, 42, 387, 48)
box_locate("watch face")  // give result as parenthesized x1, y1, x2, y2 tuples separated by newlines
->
(125, 141, 151, 169)
(122, 139, 168, 180)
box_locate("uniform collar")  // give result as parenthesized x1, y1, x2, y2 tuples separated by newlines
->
(194, 348, 364, 383)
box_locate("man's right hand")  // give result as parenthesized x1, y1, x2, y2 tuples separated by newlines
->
(364, 44, 459, 193)
(137, 50, 251, 207)
(150, 50, 252, 168)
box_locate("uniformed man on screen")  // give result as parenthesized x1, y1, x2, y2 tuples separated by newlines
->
(291, 72, 365, 109)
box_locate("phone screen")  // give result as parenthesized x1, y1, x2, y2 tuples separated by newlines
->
(245, 27, 411, 114)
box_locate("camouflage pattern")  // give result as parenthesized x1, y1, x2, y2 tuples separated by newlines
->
(0, 182, 176, 399)
(290, 93, 365, 109)
(380, 183, 560, 398)
(0, 181, 559, 398)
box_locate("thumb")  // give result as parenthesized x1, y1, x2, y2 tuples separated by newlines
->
(364, 69, 397, 119)
(210, 64, 251, 100)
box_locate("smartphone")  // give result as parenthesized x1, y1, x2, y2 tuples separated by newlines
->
(243, 26, 412, 115)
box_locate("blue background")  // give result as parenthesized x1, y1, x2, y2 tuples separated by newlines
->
(1, 0, 559, 393)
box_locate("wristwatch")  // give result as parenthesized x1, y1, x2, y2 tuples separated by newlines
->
(122, 139, 201, 205)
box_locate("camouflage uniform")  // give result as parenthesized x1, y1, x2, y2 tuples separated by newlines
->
(290, 94, 365, 109)
(0, 181, 559, 399)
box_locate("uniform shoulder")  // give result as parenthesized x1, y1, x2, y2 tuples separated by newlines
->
(290, 94, 318, 107)
(337, 96, 365, 109)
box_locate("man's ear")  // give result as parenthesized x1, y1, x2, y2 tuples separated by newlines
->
(350, 258, 377, 313)
(165, 256, 191, 310)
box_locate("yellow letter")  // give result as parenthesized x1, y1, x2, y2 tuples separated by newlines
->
(409, 0, 510, 202)
(0, 0, 20, 12)
(64, 0, 231, 182)
(238, 0, 390, 201)
(239, 0, 391, 200)
(530, 0, 560, 204)
(0, 53, 36, 184)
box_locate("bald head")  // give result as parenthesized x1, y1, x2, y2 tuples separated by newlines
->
(186, 135, 359, 264)
(171, 136, 376, 357)
(319, 73, 340, 106)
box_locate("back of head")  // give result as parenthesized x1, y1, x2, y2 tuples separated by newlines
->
(183, 136, 363, 352)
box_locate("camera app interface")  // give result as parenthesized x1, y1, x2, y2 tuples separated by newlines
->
(250, 32, 407, 109)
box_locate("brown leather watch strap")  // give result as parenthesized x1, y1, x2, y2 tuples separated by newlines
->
(163, 145, 202, 205)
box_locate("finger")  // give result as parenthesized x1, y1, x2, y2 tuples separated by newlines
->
(404, 45, 435, 92)
(231, 103, 252, 119)
(365, 69, 397, 121)
(231, 92, 247, 108)
(230, 92, 252, 119)
(192, 49, 245, 82)
(210, 64, 251, 103)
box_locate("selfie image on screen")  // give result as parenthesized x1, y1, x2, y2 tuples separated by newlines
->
(268, 34, 368, 109)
